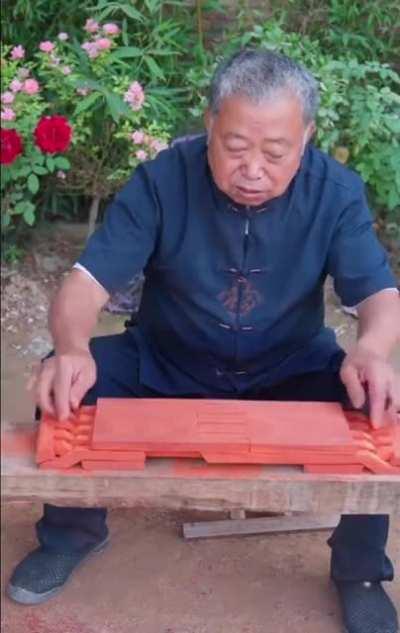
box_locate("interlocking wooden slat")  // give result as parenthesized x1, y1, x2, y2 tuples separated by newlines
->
(3, 423, 400, 514)
(31, 399, 400, 475)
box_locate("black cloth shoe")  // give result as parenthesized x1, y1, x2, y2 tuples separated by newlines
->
(7, 537, 109, 605)
(335, 580, 399, 633)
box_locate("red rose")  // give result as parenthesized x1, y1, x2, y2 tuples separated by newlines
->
(0, 128, 24, 165)
(34, 115, 72, 154)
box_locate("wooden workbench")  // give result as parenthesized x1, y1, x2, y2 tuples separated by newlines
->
(2, 423, 400, 514)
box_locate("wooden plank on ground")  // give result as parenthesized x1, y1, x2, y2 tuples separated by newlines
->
(2, 424, 400, 514)
(183, 513, 341, 539)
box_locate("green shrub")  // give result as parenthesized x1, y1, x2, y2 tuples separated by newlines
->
(1, 0, 91, 55)
(268, 0, 400, 61)
(1, 11, 188, 247)
(186, 20, 400, 233)
(1, 2, 399, 260)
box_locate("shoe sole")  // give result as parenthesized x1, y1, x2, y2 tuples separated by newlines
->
(344, 629, 399, 633)
(333, 581, 399, 633)
(6, 537, 109, 605)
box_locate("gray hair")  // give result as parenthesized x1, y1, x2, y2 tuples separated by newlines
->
(209, 49, 319, 124)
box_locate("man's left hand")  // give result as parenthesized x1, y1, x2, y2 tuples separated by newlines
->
(340, 344, 400, 428)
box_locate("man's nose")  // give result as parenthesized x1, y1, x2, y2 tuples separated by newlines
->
(242, 153, 265, 180)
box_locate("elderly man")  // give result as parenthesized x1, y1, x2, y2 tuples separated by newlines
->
(7, 49, 399, 632)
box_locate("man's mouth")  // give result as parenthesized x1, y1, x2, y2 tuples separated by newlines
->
(237, 186, 264, 196)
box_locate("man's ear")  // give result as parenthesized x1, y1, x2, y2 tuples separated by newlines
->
(306, 121, 316, 142)
(302, 121, 316, 152)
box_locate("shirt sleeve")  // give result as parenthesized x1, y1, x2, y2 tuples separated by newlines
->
(327, 186, 397, 307)
(77, 165, 159, 294)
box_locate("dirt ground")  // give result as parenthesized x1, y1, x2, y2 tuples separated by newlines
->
(1, 222, 399, 632)
(1, 504, 399, 633)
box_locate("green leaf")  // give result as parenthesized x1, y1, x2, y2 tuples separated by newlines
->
(23, 205, 36, 226)
(74, 78, 105, 93)
(54, 156, 71, 170)
(109, 46, 143, 60)
(74, 92, 102, 116)
(15, 165, 31, 177)
(121, 18, 129, 46)
(387, 187, 400, 211)
(387, 118, 400, 134)
(105, 95, 120, 122)
(2, 213, 11, 228)
(10, 191, 23, 202)
(143, 0, 162, 13)
(27, 173, 40, 195)
(90, 1, 144, 20)
(32, 165, 48, 175)
(14, 200, 34, 217)
(119, 5, 144, 20)
(105, 93, 130, 122)
(46, 156, 55, 172)
(147, 49, 177, 57)
(143, 56, 165, 80)
(13, 202, 25, 215)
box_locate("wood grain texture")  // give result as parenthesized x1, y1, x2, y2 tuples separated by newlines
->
(182, 514, 341, 539)
(3, 424, 400, 514)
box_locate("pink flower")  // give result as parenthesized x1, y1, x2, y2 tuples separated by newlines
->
(136, 149, 148, 161)
(62, 66, 72, 75)
(58, 32, 69, 41)
(124, 81, 145, 111)
(81, 41, 99, 59)
(84, 18, 99, 33)
(95, 37, 112, 50)
(76, 87, 90, 96)
(131, 130, 145, 144)
(10, 45, 25, 60)
(1, 92, 15, 105)
(18, 68, 30, 79)
(57, 170, 67, 179)
(10, 79, 23, 92)
(151, 138, 168, 153)
(1, 108, 16, 121)
(103, 23, 120, 36)
(23, 79, 40, 95)
(39, 41, 55, 53)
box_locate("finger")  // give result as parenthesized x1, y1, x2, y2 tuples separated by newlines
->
(340, 363, 366, 409)
(69, 370, 96, 411)
(368, 377, 388, 429)
(391, 375, 400, 412)
(53, 362, 74, 421)
(386, 377, 400, 425)
(386, 403, 400, 425)
(26, 363, 41, 392)
(36, 366, 56, 416)
(26, 375, 36, 392)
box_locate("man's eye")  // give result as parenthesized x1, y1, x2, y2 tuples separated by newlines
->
(226, 147, 246, 153)
(266, 153, 284, 161)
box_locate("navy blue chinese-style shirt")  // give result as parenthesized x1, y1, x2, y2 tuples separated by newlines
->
(77, 135, 397, 394)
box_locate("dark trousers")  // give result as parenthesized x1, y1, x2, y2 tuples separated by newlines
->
(36, 332, 394, 583)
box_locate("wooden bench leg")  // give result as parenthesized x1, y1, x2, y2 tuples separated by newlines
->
(182, 513, 340, 539)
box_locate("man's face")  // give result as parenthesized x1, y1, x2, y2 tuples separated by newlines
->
(205, 93, 314, 206)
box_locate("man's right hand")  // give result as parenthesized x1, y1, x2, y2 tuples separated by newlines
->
(29, 348, 97, 421)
